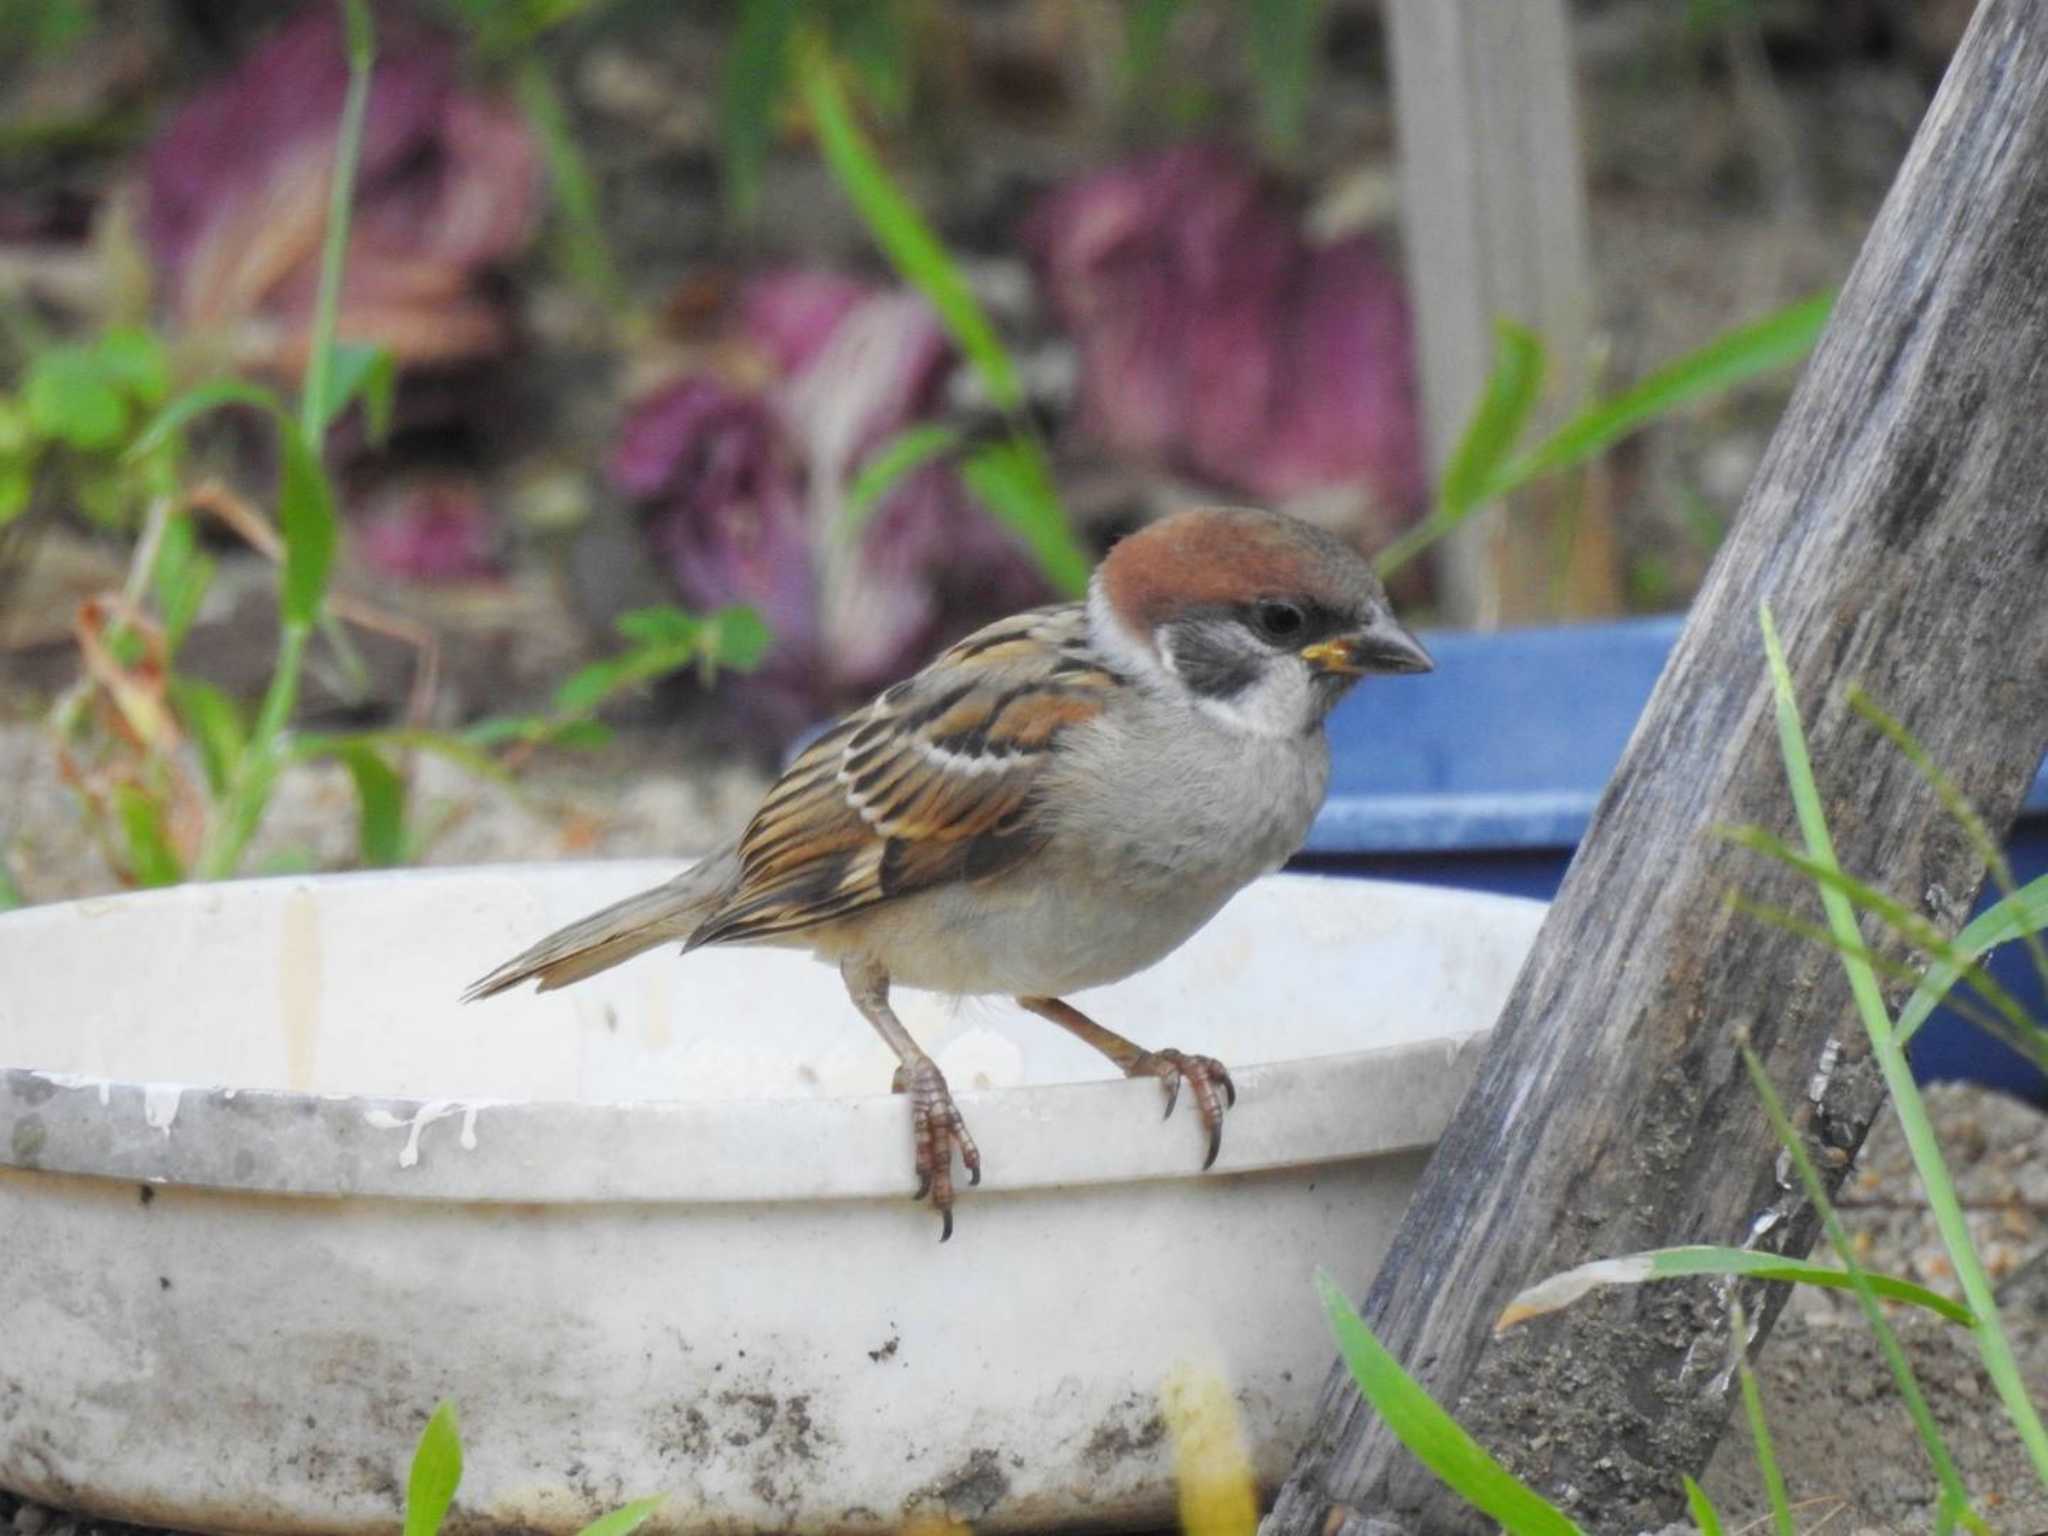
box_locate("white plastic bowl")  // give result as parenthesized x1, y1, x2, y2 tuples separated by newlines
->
(0, 863, 1543, 1534)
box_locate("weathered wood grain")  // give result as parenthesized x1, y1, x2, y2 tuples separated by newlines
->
(1265, 2, 2048, 1530)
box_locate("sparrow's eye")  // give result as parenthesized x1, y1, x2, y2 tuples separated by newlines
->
(1250, 599, 1307, 644)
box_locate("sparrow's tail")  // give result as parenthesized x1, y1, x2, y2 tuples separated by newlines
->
(462, 847, 740, 1002)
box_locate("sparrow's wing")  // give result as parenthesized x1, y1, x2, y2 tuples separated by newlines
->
(687, 604, 1122, 948)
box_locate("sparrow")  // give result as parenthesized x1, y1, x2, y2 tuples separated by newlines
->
(466, 505, 1432, 1238)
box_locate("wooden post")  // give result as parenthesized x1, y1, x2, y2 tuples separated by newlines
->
(1264, 2, 2048, 1531)
(1383, 0, 1617, 624)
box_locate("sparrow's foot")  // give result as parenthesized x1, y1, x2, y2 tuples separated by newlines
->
(890, 1057, 982, 1241)
(1127, 1049, 1237, 1170)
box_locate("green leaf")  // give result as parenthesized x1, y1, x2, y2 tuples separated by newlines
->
(552, 653, 656, 718)
(94, 327, 170, 405)
(152, 512, 216, 655)
(959, 438, 1091, 597)
(570, 1496, 666, 1536)
(0, 458, 30, 527)
(114, 786, 185, 887)
(0, 853, 23, 912)
(698, 604, 772, 670)
(131, 379, 292, 459)
(1682, 1476, 1723, 1536)
(547, 718, 616, 750)
(169, 678, 247, 801)
(722, 0, 800, 218)
(332, 742, 408, 867)
(0, 398, 30, 456)
(1494, 291, 1831, 496)
(299, 726, 510, 787)
(318, 342, 397, 440)
(1442, 321, 1546, 515)
(513, 53, 629, 314)
(1122, 0, 1186, 85)
(277, 428, 338, 629)
(797, 31, 1022, 412)
(25, 344, 128, 449)
(1499, 1244, 1975, 1332)
(405, 1399, 463, 1536)
(1247, 0, 1324, 155)
(614, 605, 704, 647)
(1316, 1272, 1587, 1536)
(1374, 320, 1545, 580)
(845, 423, 960, 530)
(828, 0, 910, 118)
(1899, 873, 2048, 1045)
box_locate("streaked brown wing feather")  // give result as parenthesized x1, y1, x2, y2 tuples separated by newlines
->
(686, 605, 1120, 949)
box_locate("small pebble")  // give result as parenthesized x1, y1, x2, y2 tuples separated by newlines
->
(12, 1505, 49, 1535)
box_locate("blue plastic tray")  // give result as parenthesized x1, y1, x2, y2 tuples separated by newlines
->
(1303, 616, 2048, 1102)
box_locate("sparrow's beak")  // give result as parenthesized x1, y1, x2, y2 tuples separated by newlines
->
(1300, 618, 1434, 677)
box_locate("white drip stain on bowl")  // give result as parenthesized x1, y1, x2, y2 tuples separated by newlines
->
(141, 1083, 182, 1136)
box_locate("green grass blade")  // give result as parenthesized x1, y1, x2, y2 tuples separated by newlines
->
(1723, 823, 2048, 1072)
(1498, 1244, 1974, 1332)
(721, 0, 798, 219)
(1373, 320, 1544, 580)
(958, 438, 1091, 597)
(317, 341, 396, 439)
(1247, 0, 1324, 155)
(405, 1399, 463, 1536)
(1738, 1037, 1982, 1522)
(1729, 1297, 1795, 1536)
(1316, 1272, 1587, 1536)
(299, 0, 375, 443)
(570, 1496, 666, 1536)
(845, 422, 961, 530)
(1759, 602, 2048, 1489)
(1726, 890, 2020, 1049)
(130, 379, 292, 458)
(277, 428, 339, 629)
(1681, 1476, 1723, 1536)
(1122, 0, 1185, 85)
(1898, 873, 2048, 1045)
(332, 742, 407, 867)
(1493, 292, 1831, 496)
(169, 678, 247, 801)
(1850, 683, 2048, 1001)
(797, 29, 1021, 412)
(114, 786, 185, 887)
(515, 52, 630, 314)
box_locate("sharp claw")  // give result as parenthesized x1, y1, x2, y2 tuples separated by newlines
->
(968, 1162, 982, 1188)
(1161, 1073, 1181, 1121)
(1220, 1069, 1238, 1108)
(939, 1208, 953, 1243)
(1203, 1122, 1222, 1171)
(915, 1169, 932, 1202)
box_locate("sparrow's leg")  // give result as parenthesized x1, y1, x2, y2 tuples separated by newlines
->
(1015, 995, 1237, 1169)
(841, 958, 981, 1241)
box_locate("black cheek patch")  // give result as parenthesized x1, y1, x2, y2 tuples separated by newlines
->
(1163, 620, 1264, 699)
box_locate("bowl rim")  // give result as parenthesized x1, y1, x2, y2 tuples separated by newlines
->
(0, 865, 1535, 1204)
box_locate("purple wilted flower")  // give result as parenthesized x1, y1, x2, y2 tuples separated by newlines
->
(1026, 146, 1423, 525)
(611, 273, 1052, 738)
(357, 475, 499, 585)
(142, 3, 538, 377)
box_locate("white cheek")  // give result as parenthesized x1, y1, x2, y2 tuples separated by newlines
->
(1190, 661, 1317, 738)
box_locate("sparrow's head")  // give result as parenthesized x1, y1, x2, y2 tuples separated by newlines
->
(1088, 504, 1432, 736)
